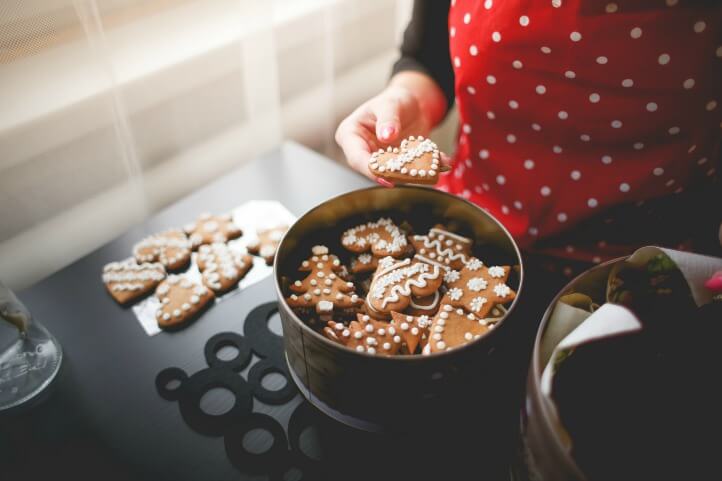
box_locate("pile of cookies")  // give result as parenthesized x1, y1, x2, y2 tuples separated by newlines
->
(102, 212, 287, 329)
(285, 219, 517, 356)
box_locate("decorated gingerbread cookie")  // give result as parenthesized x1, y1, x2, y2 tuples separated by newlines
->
(196, 243, 253, 294)
(424, 304, 495, 354)
(133, 229, 192, 271)
(154, 275, 215, 329)
(350, 253, 379, 274)
(286, 245, 362, 314)
(323, 314, 402, 356)
(410, 225, 473, 271)
(368, 136, 441, 185)
(184, 213, 242, 248)
(341, 218, 408, 258)
(366, 255, 443, 316)
(389, 311, 432, 354)
(247, 225, 287, 265)
(441, 258, 516, 319)
(102, 258, 166, 305)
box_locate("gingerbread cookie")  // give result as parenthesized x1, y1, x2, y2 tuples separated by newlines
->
(196, 243, 253, 294)
(389, 311, 432, 354)
(366, 255, 443, 316)
(341, 218, 408, 258)
(154, 275, 215, 329)
(133, 229, 192, 271)
(323, 314, 402, 356)
(410, 225, 473, 271)
(424, 304, 495, 354)
(368, 136, 441, 185)
(184, 213, 242, 248)
(248, 225, 287, 265)
(286, 245, 362, 314)
(441, 258, 516, 319)
(350, 253, 379, 274)
(102, 258, 166, 305)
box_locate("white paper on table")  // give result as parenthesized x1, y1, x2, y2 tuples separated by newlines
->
(131, 200, 296, 336)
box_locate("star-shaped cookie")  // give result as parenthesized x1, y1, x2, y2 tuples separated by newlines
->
(441, 257, 516, 319)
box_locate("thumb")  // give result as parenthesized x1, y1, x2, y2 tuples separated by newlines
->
(373, 98, 401, 143)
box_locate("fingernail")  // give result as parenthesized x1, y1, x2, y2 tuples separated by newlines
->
(380, 125, 396, 141)
(705, 273, 722, 292)
(376, 178, 394, 188)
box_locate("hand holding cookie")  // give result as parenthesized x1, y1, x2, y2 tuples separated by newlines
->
(334, 77, 451, 186)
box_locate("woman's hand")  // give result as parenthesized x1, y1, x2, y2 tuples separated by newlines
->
(335, 71, 450, 184)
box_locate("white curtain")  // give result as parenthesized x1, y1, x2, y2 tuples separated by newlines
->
(0, 0, 415, 289)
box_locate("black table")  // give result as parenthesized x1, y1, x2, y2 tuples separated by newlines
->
(2, 142, 537, 481)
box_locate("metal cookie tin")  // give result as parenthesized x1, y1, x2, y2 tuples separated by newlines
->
(274, 186, 524, 432)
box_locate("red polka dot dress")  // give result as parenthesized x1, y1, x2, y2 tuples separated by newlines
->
(437, 0, 722, 269)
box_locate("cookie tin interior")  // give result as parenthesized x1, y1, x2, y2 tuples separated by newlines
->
(274, 185, 524, 359)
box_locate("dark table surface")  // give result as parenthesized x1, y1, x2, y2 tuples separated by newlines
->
(1, 141, 542, 481)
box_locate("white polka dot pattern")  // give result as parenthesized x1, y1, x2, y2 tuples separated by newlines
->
(439, 0, 722, 249)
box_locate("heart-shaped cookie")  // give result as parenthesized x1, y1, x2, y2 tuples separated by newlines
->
(133, 229, 192, 271)
(154, 275, 215, 329)
(341, 218, 408, 257)
(102, 258, 166, 305)
(368, 136, 441, 185)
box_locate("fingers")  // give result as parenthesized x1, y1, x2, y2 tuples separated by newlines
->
(371, 97, 401, 144)
(705, 271, 722, 292)
(335, 119, 375, 180)
(439, 152, 453, 172)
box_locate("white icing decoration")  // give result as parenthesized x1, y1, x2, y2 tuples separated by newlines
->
(444, 270, 460, 283)
(409, 291, 440, 311)
(412, 230, 471, 266)
(358, 253, 372, 265)
(341, 218, 407, 254)
(467, 277, 488, 292)
(317, 300, 334, 312)
(470, 296, 488, 313)
(488, 266, 506, 278)
(466, 259, 484, 271)
(448, 287, 463, 301)
(370, 137, 439, 173)
(493, 284, 512, 298)
(202, 221, 219, 232)
(311, 245, 329, 255)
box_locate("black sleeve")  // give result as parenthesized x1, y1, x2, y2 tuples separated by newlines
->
(391, 0, 455, 111)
